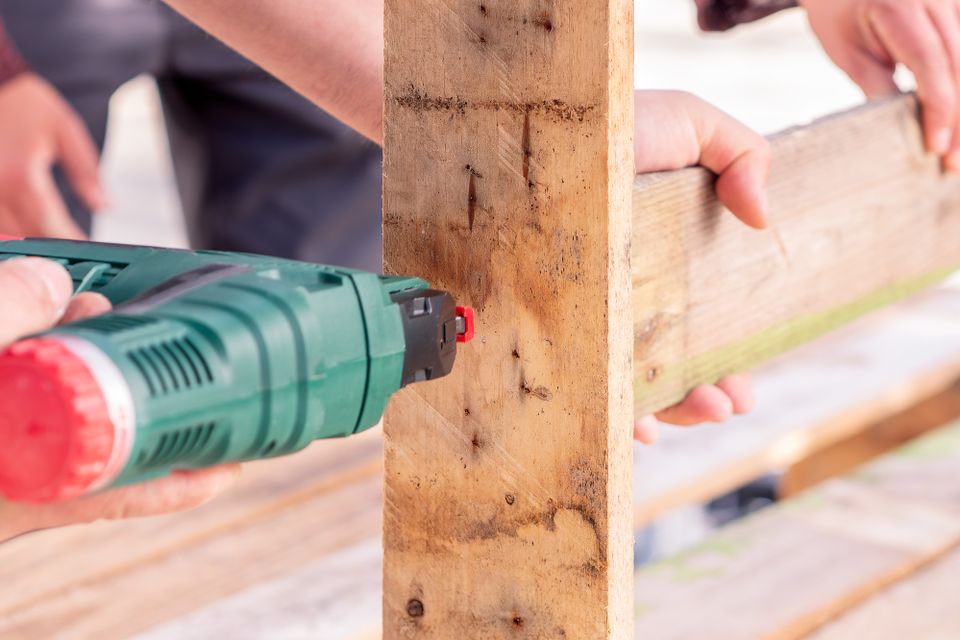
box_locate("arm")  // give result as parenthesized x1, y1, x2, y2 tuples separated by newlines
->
(163, 0, 384, 143)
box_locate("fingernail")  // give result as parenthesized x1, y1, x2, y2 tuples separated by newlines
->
(10, 257, 73, 316)
(934, 128, 952, 155)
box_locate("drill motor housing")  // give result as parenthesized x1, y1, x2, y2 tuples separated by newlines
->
(0, 237, 473, 503)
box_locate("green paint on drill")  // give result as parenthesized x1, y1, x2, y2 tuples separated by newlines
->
(1, 238, 423, 491)
(636, 266, 959, 414)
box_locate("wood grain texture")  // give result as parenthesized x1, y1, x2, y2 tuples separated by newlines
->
(383, 0, 635, 637)
(38, 289, 958, 640)
(0, 430, 383, 638)
(137, 540, 384, 640)
(633, 95, 960, 415)
(633, 286, 960, 525)
(781, 378, 960, 497)
(634, 420, 960, 640)
(810, 542, 960, 639)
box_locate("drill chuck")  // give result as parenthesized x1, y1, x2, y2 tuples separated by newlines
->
(0, 236, 474, 503)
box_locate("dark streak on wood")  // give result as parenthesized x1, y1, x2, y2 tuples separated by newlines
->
(468, 172, 477, 231)
(522, 110, 532, 182)
(394, 85, 596, 122)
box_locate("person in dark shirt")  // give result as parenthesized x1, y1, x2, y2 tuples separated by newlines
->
(0, 2, 383, 271)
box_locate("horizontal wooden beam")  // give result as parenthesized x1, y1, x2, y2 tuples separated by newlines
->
(780, 377, 960, 497)
(811, 539, 960, 638)
(633, 95, 960, 415)
(634, 286, 960, 526)
(635, 418, 960, 639)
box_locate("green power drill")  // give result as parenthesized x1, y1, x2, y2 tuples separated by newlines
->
(0, 235, 475, 504)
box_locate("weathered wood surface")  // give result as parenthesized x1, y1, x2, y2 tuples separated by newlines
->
(634, 95, 960, 415)
(0, 430, 383, 639)
(810, 543, 960, 639)
(634, 285, 960, 525)
(136, 540, 384, 640)
(781, 376, 960, 497)
(634, 419, 960, 640)
(4, 291, 960, 639)
(382, 1, 635, 638)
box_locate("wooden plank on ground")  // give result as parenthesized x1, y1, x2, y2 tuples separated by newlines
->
(0, 472, 381, 639)
(634, 95, 960, 415)
(0, 429, 383, 637)
(633, 419, 960, 640)
(810, 543, 960, 639)
(634, 286, 960, 526)
(780, 377, 960, 496)
(136, 540, 384, 640)
(382, 0, 635, 637)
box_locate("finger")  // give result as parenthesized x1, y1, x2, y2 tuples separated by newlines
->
(692, 107, 771, 230)
(0, 257, 72, 344)
(840, 49, 899, 98)
(655, 384, 734, 426)
(715, 372, 754, 414)
(12, 170, 87, 240)
(54, 109, 107, 212)
(59, 292, 112, 325)
(634, 415, 660, 444)
(0, 206, 25, 237)
(869, 2, 954, 154)
(32, 465, 243, 530)
(925, 0, 960, 168)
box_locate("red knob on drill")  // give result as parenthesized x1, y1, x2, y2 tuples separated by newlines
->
(0, 338, 117, 503)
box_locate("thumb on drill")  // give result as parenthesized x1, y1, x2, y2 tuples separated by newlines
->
(0, 257, 73, 346)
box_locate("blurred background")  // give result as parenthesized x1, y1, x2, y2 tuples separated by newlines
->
(5, 2, 951, 639)
(83, 0, 911, 568)
(93, 2, 872, 248)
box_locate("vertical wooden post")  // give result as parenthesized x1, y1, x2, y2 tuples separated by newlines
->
(383, 0, 634, 638)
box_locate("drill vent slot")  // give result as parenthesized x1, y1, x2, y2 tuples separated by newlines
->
(0, 255, 124, 292)
(137, 422, 218, 470)
(127, 338, 214, 397)
(73, 315, 158, 334)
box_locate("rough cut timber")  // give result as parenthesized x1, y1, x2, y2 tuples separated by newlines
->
(634, 95, 960, 415)
(382, 0, 635, 638)
(634, 419, 960, 640)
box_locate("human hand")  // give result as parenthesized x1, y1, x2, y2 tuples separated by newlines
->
(0, 257, 239, 543)
(633, 90, 767, 443)
(801, 0, 960, 168)
(0, 73, 107, 240)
